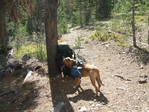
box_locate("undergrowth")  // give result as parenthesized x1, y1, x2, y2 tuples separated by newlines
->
(0, 54, 5, 65)
(90, 29, 128, 47)
(90, 14, 147, 47)
(15, 44, 47, 62)
(0, 88, 3, 93)
(14, 36, 68, 61)
(73, 36, 82, 49)
(137, 48, 149, 65)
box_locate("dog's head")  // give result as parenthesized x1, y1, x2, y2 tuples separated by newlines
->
(62, 57, 75, 67)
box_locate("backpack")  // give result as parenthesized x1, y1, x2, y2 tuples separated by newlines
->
(56, 42, 75, 76)
(71, 67, 82, 78)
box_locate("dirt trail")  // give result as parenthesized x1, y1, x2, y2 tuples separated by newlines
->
(61, 28, 149, 112)
(0, 27, 149, 112)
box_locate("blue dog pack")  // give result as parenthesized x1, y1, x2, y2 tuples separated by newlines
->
(71, 67, 82, 77)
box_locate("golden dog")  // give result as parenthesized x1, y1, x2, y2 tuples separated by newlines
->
(63, 57, 104, 96)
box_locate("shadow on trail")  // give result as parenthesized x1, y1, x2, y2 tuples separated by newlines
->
(50, 77, 75, 112)
(0, 76, 39, 112)
(50, 76, 108, 112)
(68, 90, 109, 105)
(136, 46, 149, 65)
(96, 92, 109, 105)
(128, 46, 149, 65)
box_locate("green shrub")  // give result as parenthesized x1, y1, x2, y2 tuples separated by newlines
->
(9, 23, 28, 51)
(90, 31, 100, 40)
(58, 18, 69, 36)
(73, 37, 82, 49)
(117, 40, 129, 47)
(15, 44, 47, 61)
(84, 40, 89, 44)
(34, 44, 47, 61)
(0, 54, 5, 65)
(15, 44, 37, 58)
(90, 28, 128, 44)
(90, 30, 109, 42)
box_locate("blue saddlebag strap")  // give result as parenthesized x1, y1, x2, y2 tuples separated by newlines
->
(71, 67, 82, 78)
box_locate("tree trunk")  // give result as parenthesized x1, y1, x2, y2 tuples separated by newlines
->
(147, 17, 149, 47)
(95, 0, 102, 20)
(27, 15, 33, 34)
(79, 0, 83, 27)
(27, 3, 33, 35)
(132, 3, 137, 47)
(95, 0, 98, 20)
(0, 0, 8, 52)
(45, 0, 58, 77)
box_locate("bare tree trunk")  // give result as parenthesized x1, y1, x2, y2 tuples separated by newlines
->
(27, 2, 33, 35)
(27, 15, 33, 34)
(45, 0, 58, 77)
(147, 17, 149, 47)
(132, 3, 137, 47)
(79, 0, 83, 27)
(0, 0, 8, 52)
(95, 0, 99, 20)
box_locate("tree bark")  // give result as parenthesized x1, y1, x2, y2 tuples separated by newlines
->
(0, 0, 8, 52)
(79, 0, 83, 27)
(45, 0, 58, 77)
(132, 3, 137, 47)
(147, 17, 149, 47)
(95, 0, 98, 20)
(95, 0, 102, 20)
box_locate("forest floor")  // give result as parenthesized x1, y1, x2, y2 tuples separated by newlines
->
(0, 26, 149, 112)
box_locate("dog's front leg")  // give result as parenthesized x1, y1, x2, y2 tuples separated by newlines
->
(75, 78, 81, 88)
(74, 78, 84, 93)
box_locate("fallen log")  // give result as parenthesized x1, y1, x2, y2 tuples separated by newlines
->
(0, 90, 17, 97)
